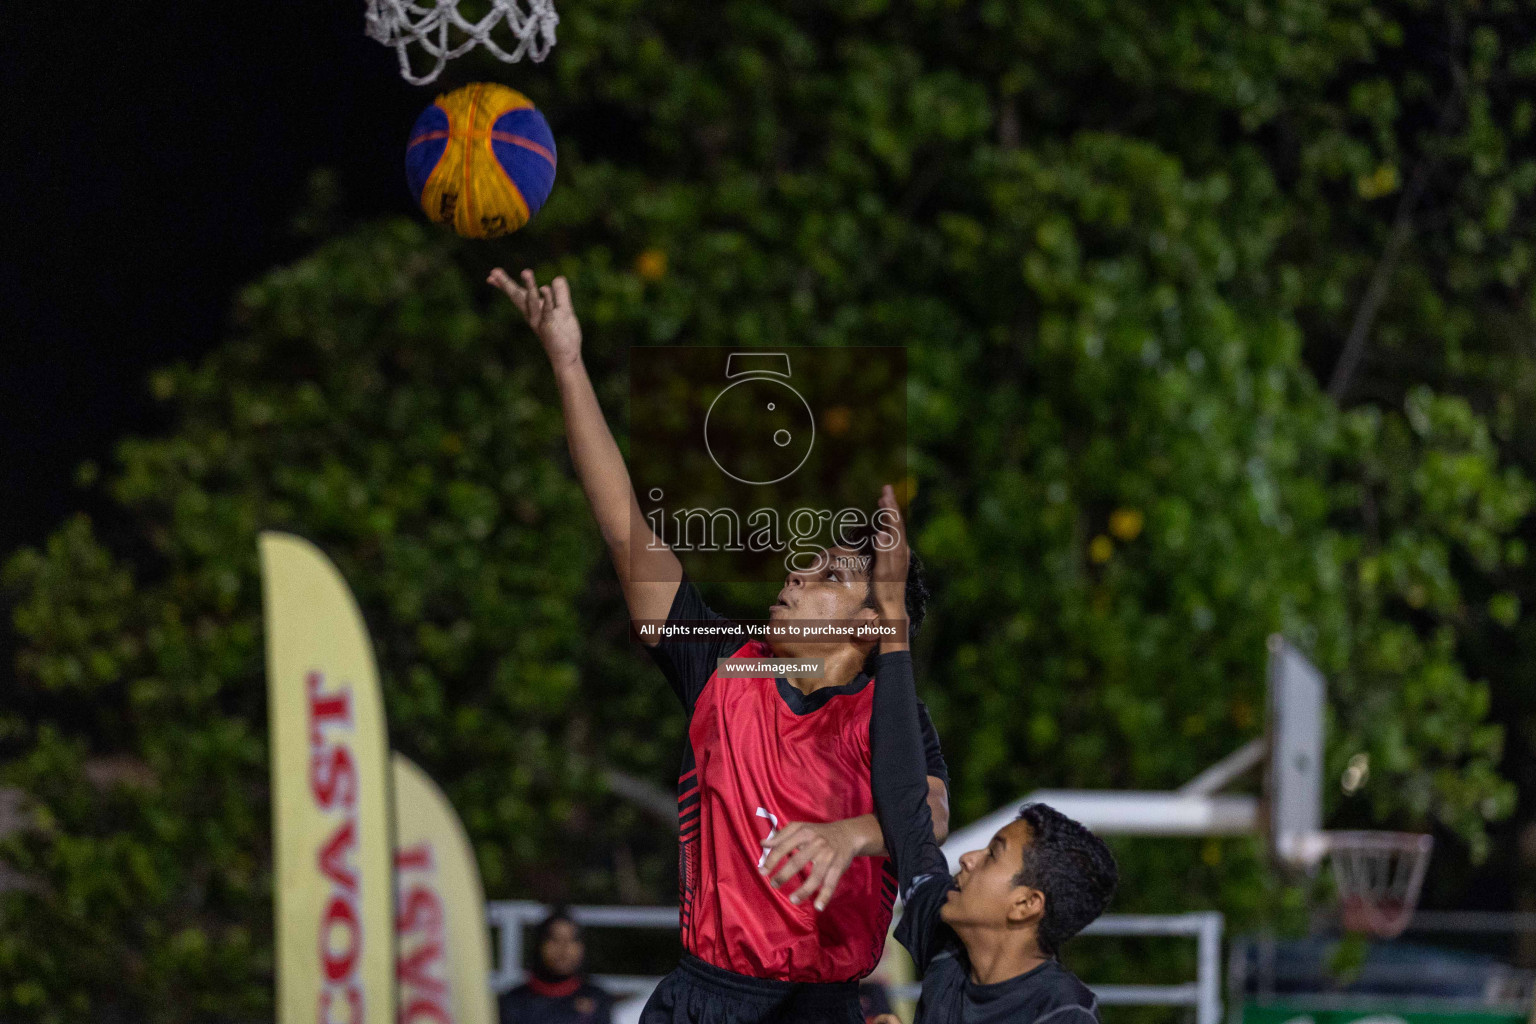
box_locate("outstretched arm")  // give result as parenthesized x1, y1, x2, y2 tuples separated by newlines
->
(488, 269, 680, 638)
(758, 487, 950, 910)
(866, 485, 950, 893)
(868, 487, 956, 973)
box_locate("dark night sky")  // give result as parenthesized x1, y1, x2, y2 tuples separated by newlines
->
(2, 0, 439, 558)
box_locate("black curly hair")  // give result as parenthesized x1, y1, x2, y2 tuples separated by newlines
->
(1012, 804, 1119, 956)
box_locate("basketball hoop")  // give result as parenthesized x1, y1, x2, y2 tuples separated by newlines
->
(364, 0, 559, 85)
(1324, 831, 1434, 939)
(1264, 640, 1435, 941)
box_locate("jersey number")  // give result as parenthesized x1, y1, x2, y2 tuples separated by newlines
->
(754, 806, 779, 869)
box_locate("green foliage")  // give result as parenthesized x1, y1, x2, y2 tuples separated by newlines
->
(5, 0, 1536, 1018)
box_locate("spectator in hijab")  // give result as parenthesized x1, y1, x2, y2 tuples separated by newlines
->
(499, 907, 615, 1024)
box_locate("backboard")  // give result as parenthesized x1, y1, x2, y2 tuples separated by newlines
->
(1265, 635, 1324, 869)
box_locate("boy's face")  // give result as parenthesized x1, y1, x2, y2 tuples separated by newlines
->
(768, 546, 878, 633)
(941, 819, 1044, 930)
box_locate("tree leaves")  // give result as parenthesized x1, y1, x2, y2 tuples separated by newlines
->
(5, 0, 1536, 1016)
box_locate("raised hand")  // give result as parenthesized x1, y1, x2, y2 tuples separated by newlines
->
(487, 268, 582, 370)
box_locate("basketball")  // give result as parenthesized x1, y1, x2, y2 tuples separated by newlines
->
(406, 83, 557, 239)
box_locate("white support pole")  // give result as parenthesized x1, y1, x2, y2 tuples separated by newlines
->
(1197, 911, 1224, 1024)
(942, 792, 1260, 874)
(1179, 738, 1267, 797)
(487, 899, 540, 993)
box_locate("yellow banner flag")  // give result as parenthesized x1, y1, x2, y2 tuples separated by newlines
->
(261, 532, 395, 1024)
(393, 754, 496, 1024)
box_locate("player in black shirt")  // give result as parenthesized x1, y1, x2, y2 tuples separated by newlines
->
(864, 486, 1119, 1023)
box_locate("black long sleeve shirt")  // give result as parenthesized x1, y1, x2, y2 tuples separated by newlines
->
(869, 651, 1100, 1024)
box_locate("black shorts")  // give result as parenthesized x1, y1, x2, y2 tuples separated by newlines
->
(639, 953, 864, 1024)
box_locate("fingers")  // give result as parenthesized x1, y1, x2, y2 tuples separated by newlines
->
(881, 484, 904, 530)
(762, 824, 815, 884)
(759, 822, 849, 909)
(522, 270, 544, 324)
(787, 859, 828, 905)
(487, 270, 575, 334)
(763, 821, 807, 854)
(813, 860, 848, 911)
(759, 823, 805, 880)
(759, 841, 797, 882)
(489, 267, 548, 330)
(875, 484, 906, 552)
(769, 843, 820, 888)
(487, 267, 527, 304)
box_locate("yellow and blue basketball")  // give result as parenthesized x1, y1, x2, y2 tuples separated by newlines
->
(405, 83, 557, 239)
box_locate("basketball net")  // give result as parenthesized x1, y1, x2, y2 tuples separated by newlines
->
(1326, 831, 1433, 940)
(365, 0, 559, 85)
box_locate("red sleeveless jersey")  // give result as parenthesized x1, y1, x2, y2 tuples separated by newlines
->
(648, 580, 948, 985)
(678, 639, 895, 982)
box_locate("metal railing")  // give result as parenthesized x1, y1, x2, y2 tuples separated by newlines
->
(487, 902, 1224, 1024)
(487, 902, 681, 1003)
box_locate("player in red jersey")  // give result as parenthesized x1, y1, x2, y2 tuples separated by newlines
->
(489, 268, 951, 1024)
